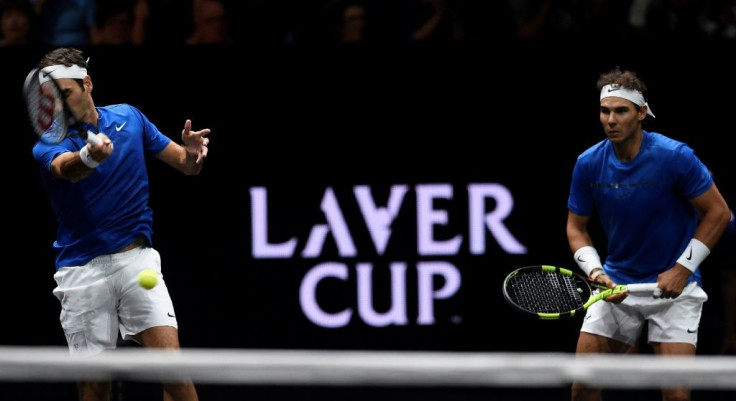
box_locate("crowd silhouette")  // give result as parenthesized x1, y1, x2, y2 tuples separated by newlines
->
(2, 0, 736, 47)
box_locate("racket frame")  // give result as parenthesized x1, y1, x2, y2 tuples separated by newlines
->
(23, 67, 100, 146)
(502, 265, 659, 320)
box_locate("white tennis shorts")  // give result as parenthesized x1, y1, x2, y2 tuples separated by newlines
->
(580, 281, 707, 347)
(52, 246, 178, 356)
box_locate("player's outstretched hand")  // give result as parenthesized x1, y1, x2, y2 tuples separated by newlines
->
(181, 119, 210, 164)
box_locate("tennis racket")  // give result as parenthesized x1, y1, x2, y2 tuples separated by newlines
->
(502, 265, 662, 320)
(22, 67, 101, 146)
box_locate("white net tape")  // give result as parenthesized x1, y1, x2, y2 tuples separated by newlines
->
(1, 347, 735, 389)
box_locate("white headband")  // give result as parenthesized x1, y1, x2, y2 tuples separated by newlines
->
(600, 84, 655, 118)
(38, 64, 88, 84)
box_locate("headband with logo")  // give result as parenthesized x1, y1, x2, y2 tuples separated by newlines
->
(600, 84, 655, 118)
(38, 64, 88, 84)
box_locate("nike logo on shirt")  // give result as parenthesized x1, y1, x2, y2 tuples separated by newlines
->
(115, 122, 126, 131)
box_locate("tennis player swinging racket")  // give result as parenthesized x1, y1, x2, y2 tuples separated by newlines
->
(23, 64, 112, 169)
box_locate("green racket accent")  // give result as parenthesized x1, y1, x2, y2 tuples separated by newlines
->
(542, 265, 574, 277)
(503, 265, 593, 320)
(504, 265, 660, 320)
(541, 265, 556, 273)
(582, 284, 628, 309)
(558, 267, 574, 276)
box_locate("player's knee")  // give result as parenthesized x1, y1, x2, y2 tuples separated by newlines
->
(571, 382, 600, 401)
(78, 381, 111, 400)
(662, 388, 690, 401)
(163, 381, 198, 400)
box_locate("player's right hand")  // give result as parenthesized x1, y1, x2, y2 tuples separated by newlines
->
(87, 133, 114, 164)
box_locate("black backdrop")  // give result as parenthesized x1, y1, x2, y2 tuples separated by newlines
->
(2, 41, 735, 400)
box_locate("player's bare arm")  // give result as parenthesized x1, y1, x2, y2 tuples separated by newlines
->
(50, 133, 113, 183)
(659, 184, 731, 297)
(157, 119, 210, 175)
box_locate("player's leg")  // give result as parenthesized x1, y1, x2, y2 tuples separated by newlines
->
(572, 300, 643, 401)
(53, 257, 121, 401)
(647, 282, 707, 401)
(571, 332, 634, 401)
(116, 246, 198, 401)
(78, 381, 112, 401)
(135, 326, 198, 401)
(650, 342, 694, 401)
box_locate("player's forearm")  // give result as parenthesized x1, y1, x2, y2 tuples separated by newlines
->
(182, 149, 203, 175)
(51, 152, 95, 183)
(568, 235, 593, 254)
(693, 205, 731, 249)
(173, 144, 203, 175)
(157, 142, 203, 175)
(566, 221, 594, 253)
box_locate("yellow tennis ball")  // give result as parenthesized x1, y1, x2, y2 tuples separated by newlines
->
(137, 269, 158, 290)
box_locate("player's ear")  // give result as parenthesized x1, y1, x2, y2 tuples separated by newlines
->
(84, 76, 92, 93)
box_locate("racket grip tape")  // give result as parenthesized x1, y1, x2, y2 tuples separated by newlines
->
(625, 283, 661, 297)
(85, 131, 102, 146)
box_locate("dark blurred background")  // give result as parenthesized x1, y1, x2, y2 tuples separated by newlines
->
(2, 0, 736, 400)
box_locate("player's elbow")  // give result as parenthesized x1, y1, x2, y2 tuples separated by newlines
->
(53, 159, 90, 183)
(706, 202, 733, 240)
(717, 204, 733, 229)
(63, 169, 93, 183)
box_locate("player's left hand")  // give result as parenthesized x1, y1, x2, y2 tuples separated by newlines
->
(596, 275, 628, 304)
(656, 265, 690, 298)
(181, 119, 210, 164)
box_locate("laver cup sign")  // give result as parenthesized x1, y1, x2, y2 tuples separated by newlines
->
(250, 183, 527, 328)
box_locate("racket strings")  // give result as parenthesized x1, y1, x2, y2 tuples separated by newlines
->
(26, 83, 50, 128)
(508, 272, 587, 313)
(24, 72, 67, 143)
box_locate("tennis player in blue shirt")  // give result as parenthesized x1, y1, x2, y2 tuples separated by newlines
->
(31, 47, 205, 401)
(567, 67, 731, 401)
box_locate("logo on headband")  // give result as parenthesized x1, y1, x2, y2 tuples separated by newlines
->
(607, 84, 621, 92)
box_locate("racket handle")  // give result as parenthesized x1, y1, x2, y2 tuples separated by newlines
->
(85, 131, 102, 147)
(626, 283, 662, 297)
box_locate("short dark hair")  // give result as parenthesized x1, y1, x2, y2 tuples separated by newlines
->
(38, 47, 88, 89)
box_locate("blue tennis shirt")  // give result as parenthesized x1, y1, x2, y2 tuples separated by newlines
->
(568, 131, 713, 286)
(32, 104, 171, 270)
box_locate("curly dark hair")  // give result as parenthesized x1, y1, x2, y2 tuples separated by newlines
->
(596, 66, 649, 99)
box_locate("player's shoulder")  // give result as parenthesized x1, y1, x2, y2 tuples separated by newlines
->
(644, 131, 692, 156)
(101, 103, 137, 113)
(576, 138, 607, 162)
(645, 131, 682, 146)
(99, 103, 145, 119)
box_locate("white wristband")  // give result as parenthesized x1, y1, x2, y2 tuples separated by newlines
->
(676, 238, 710, 273)
(589, 268, 605, 281)
(574, 246, 602, 277)
(79, 145, 99, 169)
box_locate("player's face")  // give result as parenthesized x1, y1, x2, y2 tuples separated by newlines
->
(56, 77, 93, 123)
(599, 97, 645, 144)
